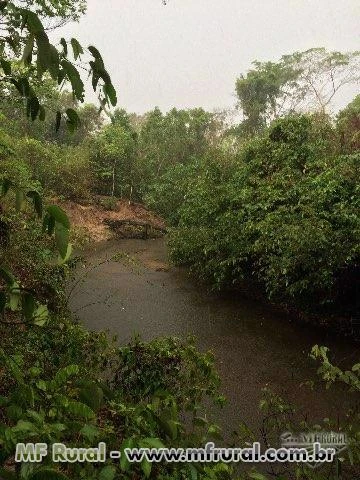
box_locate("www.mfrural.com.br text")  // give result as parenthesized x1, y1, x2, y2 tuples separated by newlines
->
(15, 441, 337, 465)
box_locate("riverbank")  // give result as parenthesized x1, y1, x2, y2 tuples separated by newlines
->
(68, 236, 359, 436)
(60, 197, 166, 243)
(62, 198, 359, 340)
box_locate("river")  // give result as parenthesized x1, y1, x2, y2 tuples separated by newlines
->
(69, 237, 359, 435)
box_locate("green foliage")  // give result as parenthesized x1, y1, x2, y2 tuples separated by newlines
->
(337, 95, 360, 153)
(144, 160, 202, 225)
(168, 114, 360, 313)
(0, 2, 116, 131)
(11, 0, 86, 22)
(235, 48, 360, 136)
(0, 316, 230, 479)
(24, 139, 91, 201)
(137, 107, 218, 198)
(90, 120, 137, 198)
(114, 337, 222, 406)
(0, 123, 92, 202)
(236, 60, 298, 135)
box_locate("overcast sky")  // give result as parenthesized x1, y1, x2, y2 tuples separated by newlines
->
(57, 0, 360, 114)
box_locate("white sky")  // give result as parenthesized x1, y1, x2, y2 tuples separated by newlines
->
(56, 0, 360, 114)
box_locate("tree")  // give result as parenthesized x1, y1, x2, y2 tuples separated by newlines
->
(139, 107, 215, 176)
(337, 94, 360, 153)
(90, 122, 137, 198)
(283, 48, 360, 113)
(235, 60, 298, 135)
(0, 1, 117, 133)
(11, 0, 86, 20)
(4, 0, 86, 32)
(235, 48, 360, 136)
(0, 0, 116, 320)
(111, 107, 137, 136)
(0, 76, 103, 144)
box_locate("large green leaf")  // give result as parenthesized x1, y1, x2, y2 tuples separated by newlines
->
(99, 466, 116, 480)
(47, 205, 70, 229)
(55, 223, 70, 259)
(67, 401, 95, 420)
(53, 365, 79, 388)
(60, 38, 68, 56)
(88, 45, 104, 66)
(66, 108, 81, 133)
(43, 213, 55, 235)
(27, 191, 43, 218)
(35, 32, 51, 78)
(9, 283, 21, 311)
(104, 82, 117, 107)
(61, 59, 85, 101)
(22, 9, 45, 35)
(22, 34, 35, 65)
(27, 96, 40, 121)
(58, 243, 72, 265)
(70, 38, 84, 60)
(141, 458, 152, 478)
(32, 304, 49, 327)
(22, 292, 35, 321)
(20, 10, 57, 81)
(47, 45, 60, 80)
(120, 438, 135, 472)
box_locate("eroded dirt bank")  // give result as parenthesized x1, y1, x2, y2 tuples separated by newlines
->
(61, 198, 166, 242)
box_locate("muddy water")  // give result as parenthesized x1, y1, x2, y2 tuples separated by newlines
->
(69, 238, 359, 434)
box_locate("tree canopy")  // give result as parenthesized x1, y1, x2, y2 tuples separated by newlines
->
(236, 48, 360, 135)
(0, 0, 116, 132)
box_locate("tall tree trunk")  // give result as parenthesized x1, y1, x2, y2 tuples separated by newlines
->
(111, 161, 116, 197)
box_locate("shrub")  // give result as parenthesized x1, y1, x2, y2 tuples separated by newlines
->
(168, 115, 360, 313)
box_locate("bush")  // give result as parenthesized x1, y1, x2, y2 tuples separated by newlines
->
(0, 136, 92, 202)
(18, 139, 91, 201)
(0, 179, 231, 480)
(168, 115, 360, 313)
(0, 318, 229, 480)
(98, 195, 119, 211)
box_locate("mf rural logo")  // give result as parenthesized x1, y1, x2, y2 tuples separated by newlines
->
(280, 431, 348, 469)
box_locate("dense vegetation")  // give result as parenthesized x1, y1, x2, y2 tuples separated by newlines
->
(1, 0, 360, 479)
(0, 3, 230, 480)
(168, 114, 359, 316)
(5, 93, 358, 316)
(4, 57, 358, 317)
